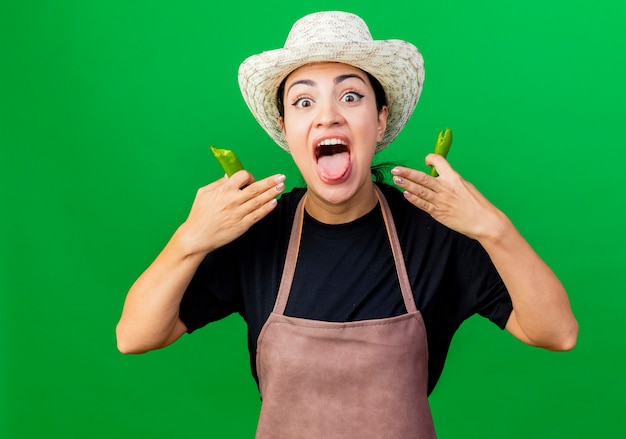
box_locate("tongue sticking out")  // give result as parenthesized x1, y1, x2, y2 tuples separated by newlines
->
(317, 151, 350, 181)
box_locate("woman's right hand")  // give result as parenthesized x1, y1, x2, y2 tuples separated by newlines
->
(116, 170, 285, 354)
(176, 170, 286, 256)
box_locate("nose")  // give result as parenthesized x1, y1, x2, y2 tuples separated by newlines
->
(314, 99, 345, 128)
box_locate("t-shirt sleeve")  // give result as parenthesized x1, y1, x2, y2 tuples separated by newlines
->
(454, 236, 513, 329)
(179, 244, 243, 333)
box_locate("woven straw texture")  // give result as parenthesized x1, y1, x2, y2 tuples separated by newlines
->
(238, 11, 425, 152)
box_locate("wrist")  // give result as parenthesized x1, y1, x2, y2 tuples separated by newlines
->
(170, 222, 213, 261)
(475, 209, 514, 247)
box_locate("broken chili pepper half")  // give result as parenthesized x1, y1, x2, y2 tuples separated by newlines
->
(429, 128, 453, 177)
(210, 145, 244, 177)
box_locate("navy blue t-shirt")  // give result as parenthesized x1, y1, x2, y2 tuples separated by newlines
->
(179, 183, 512, 395)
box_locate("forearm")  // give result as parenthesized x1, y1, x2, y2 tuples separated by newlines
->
(390, 161, 578, 350)
(116, 173, 285, 354)
(116, 226, 206, 354)
(478, 211, 578, 351)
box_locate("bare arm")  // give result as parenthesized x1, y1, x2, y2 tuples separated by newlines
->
(391, 156, 578, 351)
(116, 171, 286, 354)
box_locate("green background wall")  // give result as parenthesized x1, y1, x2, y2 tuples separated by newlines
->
(2, 0, 624, 437)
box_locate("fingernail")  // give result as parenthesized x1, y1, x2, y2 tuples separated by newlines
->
(274, 174, 286, 183)
(391, 167, 402, 175)
(393, 176, 404, 184)
(275, 182, 285, 192)
(403, 191, 413, 199)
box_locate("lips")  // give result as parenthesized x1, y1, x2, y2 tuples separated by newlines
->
(314, 137, 352, 184)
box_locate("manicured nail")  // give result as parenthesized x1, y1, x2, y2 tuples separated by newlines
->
(391, 167, 402, 175)
(274, 174, 286, 183)
(275, 182, 285, 192)
(393, 176, 404, 185)
(403, 191, 413, 199)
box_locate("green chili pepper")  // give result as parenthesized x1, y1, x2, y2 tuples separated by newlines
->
(429, 128, 453, 177)
(210, 145, 244, 177)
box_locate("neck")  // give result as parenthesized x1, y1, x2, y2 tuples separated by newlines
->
(304, 182, 379, 224)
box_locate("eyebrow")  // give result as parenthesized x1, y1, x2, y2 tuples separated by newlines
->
(286, 79, 316, 94)
(334, 73, 367, 85)
(286, 73, 367, 94)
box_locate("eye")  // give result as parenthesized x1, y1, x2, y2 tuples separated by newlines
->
(341, 91, 364, 103)
(292, 97, 313, 108)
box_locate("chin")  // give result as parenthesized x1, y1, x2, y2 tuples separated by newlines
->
(311, 179, 364, 204)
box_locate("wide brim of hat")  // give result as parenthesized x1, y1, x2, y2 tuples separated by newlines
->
(238, 39, 424, 153)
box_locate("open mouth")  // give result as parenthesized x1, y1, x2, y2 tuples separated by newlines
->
(315, 138, 351, 183)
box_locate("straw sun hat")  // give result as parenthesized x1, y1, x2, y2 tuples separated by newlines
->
(238, 11, 425, 153)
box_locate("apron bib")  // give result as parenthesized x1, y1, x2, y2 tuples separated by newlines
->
(255, 185, 436, 438)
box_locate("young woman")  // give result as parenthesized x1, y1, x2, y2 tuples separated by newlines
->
(116, 11, 577, 438)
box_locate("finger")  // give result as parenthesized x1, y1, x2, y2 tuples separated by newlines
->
(225, 169, 255, 190)
(425, 153, 453, 177)
(239, 174, 286, 224)
(240, 174, 286, 210)
(391, 167, 440, 211)
(241, 173, 285, 198)
(402, 189, 436, 214)
(241, 195, 280, 225)
(392, 166, 436, 192)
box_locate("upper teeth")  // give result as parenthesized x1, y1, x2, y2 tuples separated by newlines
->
(317, 138, 346, 147)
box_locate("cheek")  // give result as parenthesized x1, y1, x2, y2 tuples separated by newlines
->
(281, 121, 307, 161)
(355, 114, 382, 145)
(282, 114, 309, 149)
(291, 140, 313, 168)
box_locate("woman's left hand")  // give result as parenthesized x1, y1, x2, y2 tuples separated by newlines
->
(392, 154, 578, 351)
(391, 153, 506, 241)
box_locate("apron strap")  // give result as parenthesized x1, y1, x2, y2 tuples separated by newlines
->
(273, 184, 416, 314)
(273, 192, 307, 314)
(374, 185, 417, 313)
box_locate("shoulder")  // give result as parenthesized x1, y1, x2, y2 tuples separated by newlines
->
(376, 182, 479, 258)
(268, 186, 307, 226)
(276, 187, 307, 213)
(377, 184, 505, 291)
